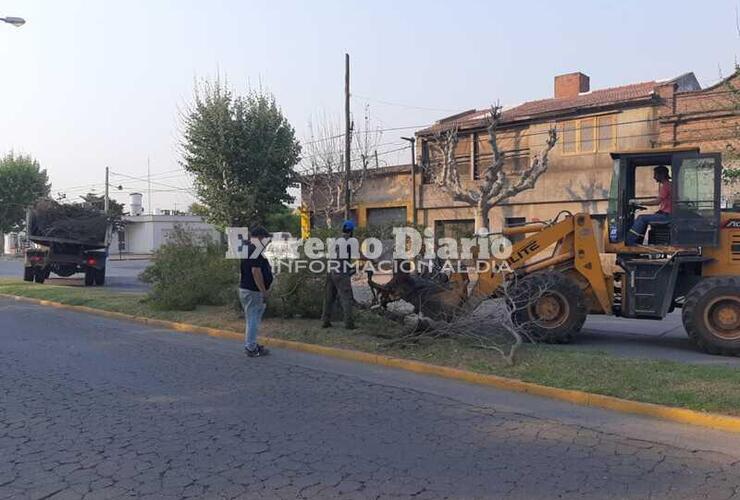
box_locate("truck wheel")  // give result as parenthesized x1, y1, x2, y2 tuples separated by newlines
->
(683, 277, 740, 356)
(33, 269, 45, 284)
(23, 267, 34, 282)
(511, 271, 587, 344)
(94, 268, 105, 286)
(84, 268, 95, 286)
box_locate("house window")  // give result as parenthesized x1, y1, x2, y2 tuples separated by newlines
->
(434, 219, 475, 241)
(562, 115, 617, 154)
(366, 207, 406, 227)
(421, 140, 433, 184)
(563, 121, 577, 154)
(580, 118, 596, 153)
(454, 134, 471, 178)
(597, 115, 616, 151)
(505, 217, 527, 243)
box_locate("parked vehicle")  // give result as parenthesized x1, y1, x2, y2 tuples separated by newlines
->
(23, 200, 111, 286)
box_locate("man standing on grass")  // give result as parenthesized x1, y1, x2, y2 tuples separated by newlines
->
(321, 220, 357, 330)
(239, 226, 272, 357)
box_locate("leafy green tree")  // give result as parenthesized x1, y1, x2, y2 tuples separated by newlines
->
(180, 78, 301, 228)
(0, 152, 50, 233)
(264, 204, 301, 235)
(188, 202, 209, 218)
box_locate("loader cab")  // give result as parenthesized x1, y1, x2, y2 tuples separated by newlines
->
(607, 149, 722, 247)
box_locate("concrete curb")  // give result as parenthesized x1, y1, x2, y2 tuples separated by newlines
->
(2, 292, 739, 434)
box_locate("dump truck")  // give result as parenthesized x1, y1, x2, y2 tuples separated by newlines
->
(369, 148, 740, 356)
(23, 199, 111, 286)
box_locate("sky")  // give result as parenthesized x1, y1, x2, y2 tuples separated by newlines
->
(1, 0, 738, 213)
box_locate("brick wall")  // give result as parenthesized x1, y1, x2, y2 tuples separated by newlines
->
(657, 72, 740, 154)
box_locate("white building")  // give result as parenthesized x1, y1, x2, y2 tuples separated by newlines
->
(110, 213, 221, 255)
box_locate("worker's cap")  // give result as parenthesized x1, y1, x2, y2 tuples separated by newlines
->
(342, 220, 355, 233)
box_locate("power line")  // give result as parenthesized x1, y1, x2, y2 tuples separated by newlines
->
(351, 93, 460, 113)
(110, 170, 196, 194)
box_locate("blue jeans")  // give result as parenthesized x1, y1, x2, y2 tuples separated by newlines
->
(627, 213, 670, 245)
(239, 288, 266, 350)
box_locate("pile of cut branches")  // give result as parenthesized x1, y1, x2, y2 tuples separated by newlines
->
(28, 198, 108, 245)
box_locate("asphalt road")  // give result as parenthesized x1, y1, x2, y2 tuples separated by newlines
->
(0, 258, 150, 293)
(1, 297, 739, 499)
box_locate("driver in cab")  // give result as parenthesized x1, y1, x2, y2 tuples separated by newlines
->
(626, 166, 672, 245)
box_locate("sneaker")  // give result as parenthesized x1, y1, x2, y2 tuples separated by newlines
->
(245, 345, 270, 357)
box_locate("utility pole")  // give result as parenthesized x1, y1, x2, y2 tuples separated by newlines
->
(401, 137, 417, 226)
(104, 166, 110, 214)
(344, 53, 352, 220)
(147, 157, 152, 215)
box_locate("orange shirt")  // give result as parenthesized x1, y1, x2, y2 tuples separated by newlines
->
(658, 181, 672, 214)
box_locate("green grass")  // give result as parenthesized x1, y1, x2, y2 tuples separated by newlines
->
(1, 278, 738, 415)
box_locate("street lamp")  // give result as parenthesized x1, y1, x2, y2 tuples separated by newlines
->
(1, 16, 26, 27)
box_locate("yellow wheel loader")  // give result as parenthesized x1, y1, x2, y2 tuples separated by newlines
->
(371, 148, 739, 356)
(475, 148, 740, 355)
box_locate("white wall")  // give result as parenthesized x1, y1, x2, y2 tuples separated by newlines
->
(110, 215, 220, 255)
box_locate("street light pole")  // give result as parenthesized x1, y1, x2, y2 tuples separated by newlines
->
(0, 16, 26, 27)
(401, 137, 417, 226)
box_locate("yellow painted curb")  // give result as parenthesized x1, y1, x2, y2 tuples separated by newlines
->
(2, 292, 739, 434)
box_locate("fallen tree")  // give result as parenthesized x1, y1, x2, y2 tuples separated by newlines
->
(364, 264, 557, 366)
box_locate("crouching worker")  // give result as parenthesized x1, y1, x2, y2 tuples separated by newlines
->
(321, 220, 358, 330)
(239, 226, 272, 357)
(626, 166, 672, 245)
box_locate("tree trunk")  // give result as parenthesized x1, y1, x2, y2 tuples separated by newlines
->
(475, 203, 490, 233)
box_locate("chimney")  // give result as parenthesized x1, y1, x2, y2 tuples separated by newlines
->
(554, 72, 590, 98)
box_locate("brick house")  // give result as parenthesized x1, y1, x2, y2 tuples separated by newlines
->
(302, 70, 740, 238)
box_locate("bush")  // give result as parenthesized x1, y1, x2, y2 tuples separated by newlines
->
(140, 226, 237, 310)
(265, 257, 325, 319)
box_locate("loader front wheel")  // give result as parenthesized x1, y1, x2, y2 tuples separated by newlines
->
(512, 271, 587, 344)
(683, 277, 740, 356)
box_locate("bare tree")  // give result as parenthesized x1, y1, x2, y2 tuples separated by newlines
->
(429, 106, 558, 231)
(300, 108, 382, 228)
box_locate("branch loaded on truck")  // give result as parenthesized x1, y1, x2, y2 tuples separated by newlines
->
(23, 199, 111, 286)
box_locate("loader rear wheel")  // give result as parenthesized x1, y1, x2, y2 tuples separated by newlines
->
(512, 271, 587, 344)
(23, 267, 33, 282)
(683, 277, 740, 356)
(84, 268, 95, 286)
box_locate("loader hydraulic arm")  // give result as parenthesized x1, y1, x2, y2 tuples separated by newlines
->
(473, 214, 612, 315)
